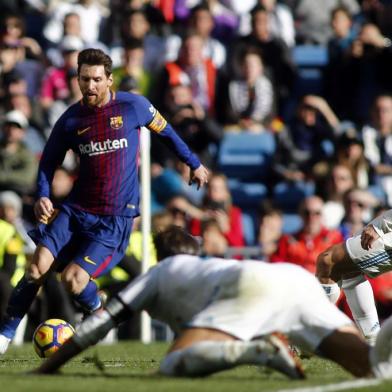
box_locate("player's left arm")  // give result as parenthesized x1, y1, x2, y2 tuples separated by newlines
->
(135, 95, 209, 188)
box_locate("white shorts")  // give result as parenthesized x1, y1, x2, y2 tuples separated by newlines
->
(188, 262, 352, 352)
(346, 232, 392, 278)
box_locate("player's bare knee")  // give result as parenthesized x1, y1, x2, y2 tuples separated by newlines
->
(61, 266, 90, 295)
(27, 263, 48, 284)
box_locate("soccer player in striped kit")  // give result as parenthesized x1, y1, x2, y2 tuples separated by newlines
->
(0, 48, 209, 354)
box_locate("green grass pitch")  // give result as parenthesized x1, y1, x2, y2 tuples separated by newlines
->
(1, 342, 392, 392)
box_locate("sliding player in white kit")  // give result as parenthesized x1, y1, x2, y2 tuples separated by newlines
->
(34, 227, 392, 379)
(317, 209, 392, 344)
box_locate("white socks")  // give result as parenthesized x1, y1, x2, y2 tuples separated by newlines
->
(370, 316, 392, 378)
(342, 275, 380, 344)
(159, 338, 303, 378)
(0, 334, 11, 355)
(321, 283, 341, 304)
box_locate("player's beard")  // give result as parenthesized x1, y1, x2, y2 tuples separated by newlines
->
(83, 91, 108, 108)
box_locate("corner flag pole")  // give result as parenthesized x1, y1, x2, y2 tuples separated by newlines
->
(140, 126, 152, 343)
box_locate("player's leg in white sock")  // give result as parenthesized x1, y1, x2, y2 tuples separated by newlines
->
(342, 274, 380, 345)
(370, 316, 392, 378)
(159, 336, 304, 379)
(321, 282, 341, 304)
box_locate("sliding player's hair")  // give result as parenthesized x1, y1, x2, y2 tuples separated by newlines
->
(154, 225, 200, 261)
(77, 48, 113, 77)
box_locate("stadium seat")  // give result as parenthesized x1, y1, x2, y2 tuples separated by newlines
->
(218, 131, 276, 182)
(241, 211, 256, 246)
(282, 213, 303, 234)
(292, 44, 328, 96)
(273, 181, 315, 213)
(228, 179, 269, 209)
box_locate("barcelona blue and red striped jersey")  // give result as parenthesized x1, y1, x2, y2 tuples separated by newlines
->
(37, 91, 201, 216)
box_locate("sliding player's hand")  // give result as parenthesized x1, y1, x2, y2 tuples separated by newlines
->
(34, 197, 55, 224)
(189, 164, 209, 190)
(360, 225, 380, 250)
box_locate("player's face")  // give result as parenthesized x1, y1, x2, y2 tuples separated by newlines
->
(78, 64, 113, 108)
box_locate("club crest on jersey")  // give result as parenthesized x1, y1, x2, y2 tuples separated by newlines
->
(110, 116, 123, 129)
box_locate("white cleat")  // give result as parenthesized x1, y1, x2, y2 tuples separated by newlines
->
(258, 333, 305, 379)
(0, 334, 11, 355)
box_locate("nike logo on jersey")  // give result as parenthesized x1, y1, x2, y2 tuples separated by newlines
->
(84, 256, 97, 265)
(77, 126, 91, 135)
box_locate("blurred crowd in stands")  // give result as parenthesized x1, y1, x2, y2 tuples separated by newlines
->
(2, 0, 392, 338)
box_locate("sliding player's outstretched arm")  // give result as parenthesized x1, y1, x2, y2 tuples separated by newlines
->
(34, 297, 132, 374)
(34, 268, 158, 374)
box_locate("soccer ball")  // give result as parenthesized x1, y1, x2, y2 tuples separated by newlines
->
(33, 319, 75, 358)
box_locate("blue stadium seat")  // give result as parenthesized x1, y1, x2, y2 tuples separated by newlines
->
(282, 213, 303, 234)
(292, 45, 328, 96)
(273, 181, 315, 212)
(228, 179, 269, 209)
(218, 131, 276, 182)
(241, 211, 256, 246)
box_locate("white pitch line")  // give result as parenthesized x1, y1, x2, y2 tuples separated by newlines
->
(276, 378, 382, 392)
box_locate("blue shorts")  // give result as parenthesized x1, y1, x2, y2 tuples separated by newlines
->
(29, 204, 133, 278)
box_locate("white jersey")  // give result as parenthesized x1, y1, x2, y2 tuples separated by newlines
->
(118, 255, 351, 350)
(118, 255, 243, 334)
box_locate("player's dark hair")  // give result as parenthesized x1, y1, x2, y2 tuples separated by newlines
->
(77, 48, 112, 77)
(154, 225, 200, 261)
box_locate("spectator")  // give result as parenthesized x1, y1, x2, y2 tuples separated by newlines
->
(344, 23, 392, 123)
(44, 67, 83, 135)
(339, 188, 379, 240)
(291, 0, 359, 45)
(0, 191, 35, 256)
(0, 110, 38, 196)
(110, 9, 165, 71)
(362, 94, 392, 206)
(45, 12, 107, 68)
(0, 216, 24, 322)
(216, 46, 274, 132)
(189, 173, 245, 247)
(271, 195, 343, 273)
(231, 5, 296, 113)
(154, 32, 218, 116)
(0, 13, 43, 60)
(240, 0, 295, 47)
(0, 40, 44, 99)
(320, 163, 355, 229)
(4, 92, 46, 156)
(166, 4, 227, 69)
(112, 38, 153, 96)
(325, 6, 358, 119)
(272, 95, 340, 183)
(334, 127, 374, 190)
(257, 200, 283, 260)
(154, 82, 222, 168)
(43, 0, 108, 46)
(39, 35, 82, 114)
(200, 218, 228, 257)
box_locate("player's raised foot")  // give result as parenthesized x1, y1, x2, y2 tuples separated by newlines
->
(0, 334, 11, 355)
(258, 334, 305, 379)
